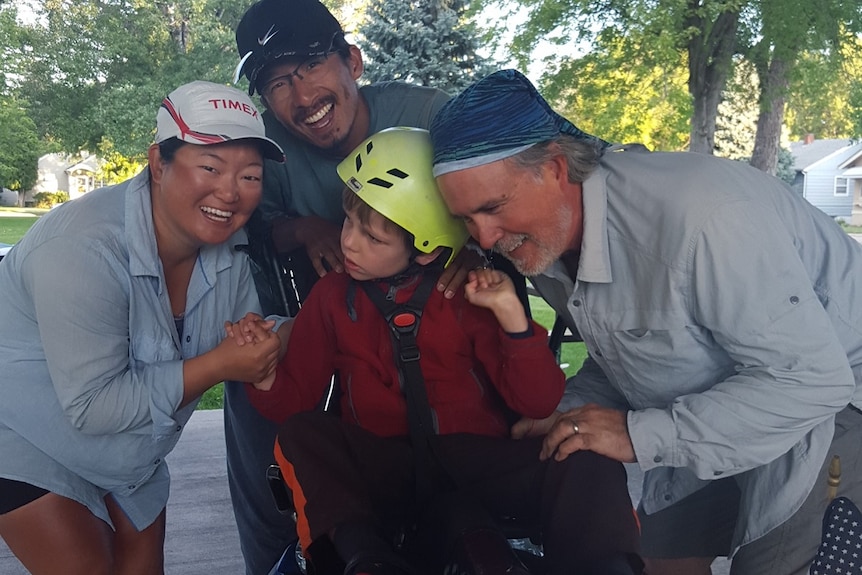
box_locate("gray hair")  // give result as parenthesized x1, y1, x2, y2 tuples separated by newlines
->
(506, 134, 604, 184)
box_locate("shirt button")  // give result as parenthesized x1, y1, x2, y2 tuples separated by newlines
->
(128, 485, 135, 490)
(176, 425, 182, 432)
(789, 296, 799, 304)
(653, 455, 662, 463)
(154, 458, 161, 465)
(714, 471, 723, 476)
(664, 494, 672, 501)
(572, 300, 581, 307)
(595, 349, 603, 357)
(186, 335, 191, 343)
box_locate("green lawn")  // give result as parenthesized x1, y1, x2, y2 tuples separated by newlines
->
(0, 215, 40, 244)
(529, 295, 587, 378)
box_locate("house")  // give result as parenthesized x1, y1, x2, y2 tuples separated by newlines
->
(0, 187, 17, 207)
(27, 152, 104, 205)
(790, 135, 862, 224)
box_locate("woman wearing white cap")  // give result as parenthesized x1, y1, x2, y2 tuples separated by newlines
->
(0, 80, 289, 574)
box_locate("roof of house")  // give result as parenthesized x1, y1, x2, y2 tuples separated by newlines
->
(65, 159, 100, 173)
(789, 138, 855, 171)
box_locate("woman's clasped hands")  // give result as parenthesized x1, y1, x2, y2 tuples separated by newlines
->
(222, 312, 282, 390)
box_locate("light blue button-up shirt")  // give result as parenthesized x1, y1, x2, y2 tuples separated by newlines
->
(0, 169, 262, 529)
(531, 147, 862, 552)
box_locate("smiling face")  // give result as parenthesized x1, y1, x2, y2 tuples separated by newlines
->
(260, 46, 367, 156)
(436, 157, 582, 277)
(148, 140, 264, 257)
(340, 204, 413, 281)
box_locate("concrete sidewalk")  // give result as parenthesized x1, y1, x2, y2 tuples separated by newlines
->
(0, 409, 730, 574)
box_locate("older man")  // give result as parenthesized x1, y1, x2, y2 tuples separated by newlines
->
(429, 69, 862, 575)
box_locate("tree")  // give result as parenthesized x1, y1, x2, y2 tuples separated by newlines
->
(0, 99, 41, 204)
(15, 0, 244, 156)
(784, 35, 862, 140)
(491, 0, 862, 173)
(359, 0, 493, 93)
(714, 58, 759, 160)
(541, 27, 691, 150)
(497, 0, 743, 154)
(740, 0, 862, 174)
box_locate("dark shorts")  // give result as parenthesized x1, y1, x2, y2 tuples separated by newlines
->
(0, 478, 49, 515)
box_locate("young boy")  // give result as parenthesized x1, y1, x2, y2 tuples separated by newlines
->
(244, 128, 641, 575)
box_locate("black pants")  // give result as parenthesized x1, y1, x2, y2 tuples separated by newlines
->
(275, 412, 640, 572)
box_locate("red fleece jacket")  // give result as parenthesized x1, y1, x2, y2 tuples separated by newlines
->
(246, 271, 565, 438)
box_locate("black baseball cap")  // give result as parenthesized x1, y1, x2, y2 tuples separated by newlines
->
(234, 0, 346, 95)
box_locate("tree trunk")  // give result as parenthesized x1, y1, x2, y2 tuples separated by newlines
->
(687, 6, 739, 154)
(750, 55, 792, 174)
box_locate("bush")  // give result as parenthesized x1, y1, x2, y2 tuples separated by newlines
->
(32, 191, 69, 208)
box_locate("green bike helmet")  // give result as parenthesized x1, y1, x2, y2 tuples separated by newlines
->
(337, 127, 469, 267)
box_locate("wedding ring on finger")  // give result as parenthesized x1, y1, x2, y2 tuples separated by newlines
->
(570, 420, 580, 435)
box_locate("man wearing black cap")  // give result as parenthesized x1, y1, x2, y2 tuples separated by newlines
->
(228, 0, 453, 572)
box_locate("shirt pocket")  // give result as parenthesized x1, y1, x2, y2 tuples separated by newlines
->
(605, 325, 731, 408)
(129, 331, 180, 368)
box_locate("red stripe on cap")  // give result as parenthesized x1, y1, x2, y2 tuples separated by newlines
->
(161, 97, 229, 145)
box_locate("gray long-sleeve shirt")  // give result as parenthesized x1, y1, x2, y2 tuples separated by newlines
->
(532, 147, 862, 552)
(0, 169, 261, 529)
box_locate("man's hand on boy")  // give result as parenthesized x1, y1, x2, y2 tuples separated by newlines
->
(295, 216, 344, 277)
(465, 268, 529, 333)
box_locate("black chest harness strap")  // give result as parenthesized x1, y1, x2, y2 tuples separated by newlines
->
(356, 272, 440, 507)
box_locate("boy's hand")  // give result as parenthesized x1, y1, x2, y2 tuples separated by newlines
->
(252, 369, 277, 392)
(225, 313, 276, 346)
(511, 411, 563, 439)
(437, 244, 486, 299)
(464, 269, 529, 333)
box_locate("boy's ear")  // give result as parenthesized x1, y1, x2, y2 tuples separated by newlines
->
(414, 247, 445, 266)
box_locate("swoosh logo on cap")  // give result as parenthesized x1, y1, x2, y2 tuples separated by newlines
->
(258, 25, 278, 46)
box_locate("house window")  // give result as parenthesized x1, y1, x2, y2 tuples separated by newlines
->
(835, 177, 849, 197)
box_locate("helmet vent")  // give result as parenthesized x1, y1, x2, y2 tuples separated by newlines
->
(387, 168, 408, 179)
(354, 155, 362, 172)
(366, 141, 374, 154)
(368, 177, 393, 189)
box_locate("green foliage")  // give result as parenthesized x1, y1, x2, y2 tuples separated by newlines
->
(851, 80, 862, 140)
(359, 0, 494, 93)
(785, 36, 862, 141)
(9, 0, 245, 156)
(96, 140, 146, 186)
(198, 382, 224, 410)
(32, 190, 69, 208)
(775, 146, 795, 184)
(715, 59, 759, 160)
(489, 0, 862, 165)
(0, 99, 41, 192)
(541, 28, 691, 150)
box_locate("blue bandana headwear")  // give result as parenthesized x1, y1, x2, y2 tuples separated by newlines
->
(430, 69, 607, 177)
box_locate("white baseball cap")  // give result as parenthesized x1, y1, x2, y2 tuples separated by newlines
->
(155, 80, 285, 162)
